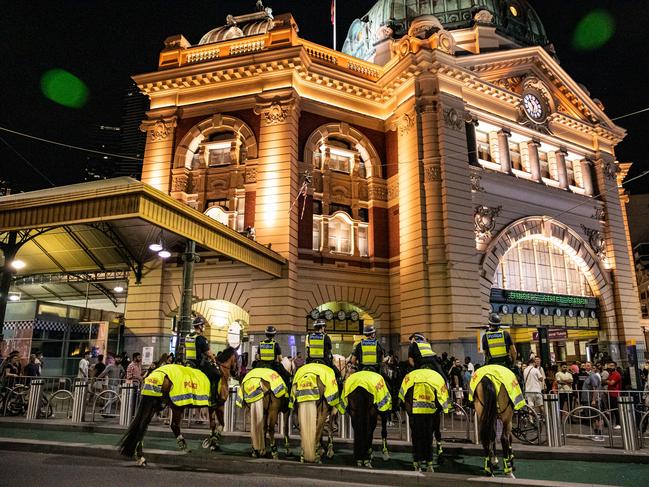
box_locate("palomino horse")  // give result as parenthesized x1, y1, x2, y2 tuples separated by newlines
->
(119, 347, 239, 465)
(344, 371, 391, 468)
(237, 368, 291, 459)
(472, 365, 521, 478)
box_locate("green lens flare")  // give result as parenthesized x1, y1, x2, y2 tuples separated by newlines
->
(573, 10, 615, 51)
(40, 69, 89, 108)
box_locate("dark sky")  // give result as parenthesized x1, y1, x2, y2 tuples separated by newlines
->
(1, 1, 647, 193)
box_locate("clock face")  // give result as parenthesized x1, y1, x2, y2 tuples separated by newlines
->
(523, 93, 544, 121)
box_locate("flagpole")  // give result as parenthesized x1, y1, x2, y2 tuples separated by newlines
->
(332, 0, 337, 50)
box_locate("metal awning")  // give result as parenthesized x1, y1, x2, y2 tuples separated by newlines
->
(0, 178, 286, 304)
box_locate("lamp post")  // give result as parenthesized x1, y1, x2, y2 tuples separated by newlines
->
(0, 231, 18, 343)
(177, 240, 200, 362)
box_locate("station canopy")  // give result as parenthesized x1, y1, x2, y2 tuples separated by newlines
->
(0, 178, 285, 307)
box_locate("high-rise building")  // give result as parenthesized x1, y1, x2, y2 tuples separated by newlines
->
(124, 1, 643, 362)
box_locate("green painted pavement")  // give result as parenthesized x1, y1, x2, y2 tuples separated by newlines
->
(0, 427, 645, 486)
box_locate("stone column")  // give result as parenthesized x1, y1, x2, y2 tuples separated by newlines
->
(139, 115, 178, 194)
(581, 159, 594, 196)
(556, 147, 569, 189)
(527, 139, 541, 181)
(497, 129, 512, 174)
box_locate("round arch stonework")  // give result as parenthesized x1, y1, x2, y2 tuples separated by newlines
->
(173, 114, 258, 169)
(481, 216, 610, 305)
(303, 122, 382, 178)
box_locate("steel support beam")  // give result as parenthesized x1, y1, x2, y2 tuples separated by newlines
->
(177, 240, 200, 362)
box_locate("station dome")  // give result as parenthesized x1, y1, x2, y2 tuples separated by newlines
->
(342, 0, 550, 61)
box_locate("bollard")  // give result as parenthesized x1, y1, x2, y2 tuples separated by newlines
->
(474, 410, 480, 445)
(71, 379, 88, 423)
(223, 388, 237, 432)
(119, 382, 137, 426)
(26, 379, 44, 420)
(618, 396, 638, 452)
(405, 412, 411, 444)
(342, 414, 352, 439)
(543, 394, 564, 447)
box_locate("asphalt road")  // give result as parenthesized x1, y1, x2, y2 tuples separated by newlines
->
(0, 451, 391, 487)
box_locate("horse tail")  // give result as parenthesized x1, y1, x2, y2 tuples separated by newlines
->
(349, 388, 372, 461)
(478, 377, 498, 450)
(250, 394, 266, 452)
(298, 400, 318, 462)
(118, 395, 158, 458)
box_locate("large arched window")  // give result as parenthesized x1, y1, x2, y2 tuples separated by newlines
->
(328, 212, 353, 254)
(494, 237, 594, 297)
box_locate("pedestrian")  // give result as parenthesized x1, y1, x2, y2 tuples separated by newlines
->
(555, 362, 573, 413)
(92, 354, 106, 377)
(606, 361, 622, 429)
(126, 352, 144, 387)
(448, 358, 464, 408)
(78, 351, 90, 379)
(293, 351, 305, 369)
(524, 358, 545, 415)
(464, 356, 475, 374)
(34, 351, 44, 376)
(1, 352, 21, 387)
(24, 354, 40, 378)
(581, 361, 604, 441)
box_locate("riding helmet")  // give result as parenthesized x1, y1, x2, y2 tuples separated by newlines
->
(314, 318, 326, 329)
(488, 312, 501, 325)
(363, 325, 376, 335)
(265, 325, 277, 336)
(192, 316, 206, 328)
(409, 332, 425, 341)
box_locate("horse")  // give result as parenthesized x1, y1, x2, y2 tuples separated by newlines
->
(472, 365, 521, 478)
(119, 347, 239, 465)
(238, 367, 291, 459)
(343, 370, 391, 468)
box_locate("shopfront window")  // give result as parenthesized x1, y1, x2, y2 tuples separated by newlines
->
(495, 238, 593, 297)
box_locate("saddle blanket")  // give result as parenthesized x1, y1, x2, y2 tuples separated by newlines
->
(142, 364, 210, 407)
(236, 367, 287, 408)
(399, 369, 450, 414)
(289, 362, 342, 412)
(341, 370, 392, 413)
(468, 364, 526, 410)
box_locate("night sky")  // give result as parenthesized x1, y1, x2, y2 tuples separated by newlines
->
(1, 1, 647, 194)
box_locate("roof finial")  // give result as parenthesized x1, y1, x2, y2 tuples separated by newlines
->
(256, 1, 265, 12)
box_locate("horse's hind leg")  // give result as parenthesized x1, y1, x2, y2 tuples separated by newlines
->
(433, 410, 443, 463)
(268, 400, 279, 459)
(171, 406, 190, 452)
(203, 407, 220, 451)
(381, 412, 390, 460)
(501, 410, 515, 477)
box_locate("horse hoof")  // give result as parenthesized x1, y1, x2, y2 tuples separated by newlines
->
(364, 461, 373, 469)
(327, 447, 334, 459)
(272, 452, 279, 460)
(201, 438, 211, 449)
(507, 473, 516, 479)
(382, 451, 390, 461)
(210, 445, 219, 452)
(300, 455, 305, 463)
(136, 457, 147, 467)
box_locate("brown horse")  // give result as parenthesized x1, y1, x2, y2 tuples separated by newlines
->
(474, 376, 515, 477)
(119, 348, 239, 465)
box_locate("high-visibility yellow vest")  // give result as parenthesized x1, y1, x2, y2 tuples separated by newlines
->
(399, 369, 450, 414)
(485, 331, 507, 358)
(416, 341, 434, 358)
(259, 339, 276, 362)
(360, 339, 378, 365)
(185, 332, 197, 361)
(341, 370, 391, 413)
(468, 364, 526, 410)
(308, 333, 325, 359)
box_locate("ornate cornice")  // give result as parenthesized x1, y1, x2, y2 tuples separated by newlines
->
(140, 117, 177, 141)
(253, 94, 298, 125)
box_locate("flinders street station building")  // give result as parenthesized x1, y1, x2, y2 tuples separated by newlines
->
(3, 1, 641, 371)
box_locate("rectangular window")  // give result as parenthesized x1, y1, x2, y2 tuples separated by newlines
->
(539, 150, 549, 178)
(566, 160, 576, 187)
(329, 153, 351, 173)
(235, 195, 245, 232)
(313, 200, 322, 215)
(208, 147, 231, 166)
(550, 246, 568, 295)
(358, 208, 369, 222)
(358, 225, 368, 257)
(510, 142, 522, 171)
(313, 217, 321, 251)
(328, 218, 352, 254)
(475, 129, 493, 162)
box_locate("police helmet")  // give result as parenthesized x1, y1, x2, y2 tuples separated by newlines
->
(192, 317, 206, 328)
(265, 325, 277, 336)
(363, 325, 376, 336)
(488, 312, 501, 326)
(314, 318, 326, 329)
(409, 332, 425, 341)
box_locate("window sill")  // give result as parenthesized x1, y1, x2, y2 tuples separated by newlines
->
(512, 169, 534, 180)
(541, 177, 562, 189)
(569, 185, 588, 196)
(478, 159, 501, 172)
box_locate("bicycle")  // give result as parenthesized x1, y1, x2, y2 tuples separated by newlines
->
(0, 382, 29, 416)
(512, 406, 543, 445)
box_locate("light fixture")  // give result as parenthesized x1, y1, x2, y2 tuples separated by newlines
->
(158, 250, 171, 259)
(149, 242, 163, 252)
(10, 260, 26, 270)
(8, 292, 21, 302)
(113, 286, 124, 293)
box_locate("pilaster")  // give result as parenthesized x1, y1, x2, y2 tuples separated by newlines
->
(139, 115, 178, 193)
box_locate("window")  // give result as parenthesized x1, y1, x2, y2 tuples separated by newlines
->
(205, 206, 230, 227)
(328, 214, 353, 254)
(313, 200, 323, 215)
(358, 224, 369, 257)
(329, 150, 352, 173)
(539, 150, 549, 178)
(358, 208, 369, 223)
(313, 216, 322, 251)
(235, 195, 245, 232)
(494, 238, 594, 296)
(510, 142, 522, 171)
(329, 204, 352, 216)
(475, 129, 493, 162)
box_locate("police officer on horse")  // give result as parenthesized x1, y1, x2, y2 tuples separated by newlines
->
(185, 317, 220, 405)
(482, 312, 523, 384)
(256, 325, 293, 389)
(407, 332, 447, 380)
(351, 325, 384, 373)
(306, 318, 342, 387)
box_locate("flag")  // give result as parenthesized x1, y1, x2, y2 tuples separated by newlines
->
(331, 0, 335, 25)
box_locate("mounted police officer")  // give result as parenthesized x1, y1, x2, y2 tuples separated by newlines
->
(256, 325, 292, 389)
(407, 332, 447, 380)
(306, 318, 342, 387)
(481, 312, 523, 385)
(351, 325, 384, 373)
(185, 317, 220, 405)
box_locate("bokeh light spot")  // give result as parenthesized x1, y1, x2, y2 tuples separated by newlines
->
(573, 10, 615, 51)
(40, 69, 89, 108)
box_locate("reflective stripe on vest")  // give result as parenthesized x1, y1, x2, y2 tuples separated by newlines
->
(185, 333, 197, 361)
(308, 333, 325, 359)
(485, 331, 507, 358)
(259, 340, 275, 361)
(361, 339, 378, 365)
(416, 341, 434, 358)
